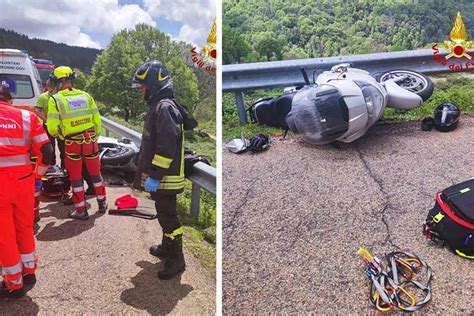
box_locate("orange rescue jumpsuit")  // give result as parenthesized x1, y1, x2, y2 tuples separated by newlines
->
(0, 102, 50, 290)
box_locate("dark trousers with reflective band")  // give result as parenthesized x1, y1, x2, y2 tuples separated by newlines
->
(65, 140, 106, 212)
(57, 139, 65, 169)
(0, 169, 37, 290)
(43, 123, 57, 165)
(151, 193, 182, 239)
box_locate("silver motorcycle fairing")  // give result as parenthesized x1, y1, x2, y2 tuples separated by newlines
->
(320, 65, 422, 110)
(315, 67, 387, 143)
(285, 84, 350, 145)
(316, 66, 373, 84)
(327, 79, 368, 138)
(384, 79, 423, 110)
(285, 64, 424, 144)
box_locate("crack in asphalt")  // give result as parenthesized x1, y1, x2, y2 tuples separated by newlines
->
(355, 145, 400, 249)
(222, 164, 259, 249)
(223, 177, 258, 248)
(38, 252, 99, 269)
(31, 293, 62, 300)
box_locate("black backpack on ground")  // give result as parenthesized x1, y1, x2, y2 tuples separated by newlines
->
(423, 179, 474, 259)
(247, 92, 295, 129)
(41, 166, 71, 198)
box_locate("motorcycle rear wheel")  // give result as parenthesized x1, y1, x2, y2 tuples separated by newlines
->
(374, 69, 434, 101)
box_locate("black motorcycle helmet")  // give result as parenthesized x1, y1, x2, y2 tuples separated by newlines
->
(433, 102, 460, 132)
(132, 60, 173, 100)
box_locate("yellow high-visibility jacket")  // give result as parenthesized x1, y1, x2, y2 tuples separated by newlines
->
(47, 88, 101, 139)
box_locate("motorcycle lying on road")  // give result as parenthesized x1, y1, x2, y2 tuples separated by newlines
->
(249, 63, 434, 145)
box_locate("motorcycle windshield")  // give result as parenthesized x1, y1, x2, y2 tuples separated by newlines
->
(285, 84, 349, 144)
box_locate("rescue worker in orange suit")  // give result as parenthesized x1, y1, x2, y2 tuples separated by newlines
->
(47, 66, 107, 220)
(132, 60, 196, 279)
(0, 84, 53, 298)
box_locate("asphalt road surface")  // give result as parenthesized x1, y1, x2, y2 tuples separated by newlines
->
(223, 116, 474, 314)
(0, 175, 215, 315)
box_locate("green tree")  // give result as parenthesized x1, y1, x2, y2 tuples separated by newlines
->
(255, 32, 283, 61)
(74, 69, 90, 91)
(282, 45, 308, 60)
(223, 23, 251, 64)
(88, 24, 199, 122)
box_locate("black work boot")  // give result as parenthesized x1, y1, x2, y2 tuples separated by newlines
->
(158, 235, 186, 280)
(22, 274, 36, 291)
(23, 274, 36, 286)
(69, 209, 89, 220)
(98, 200, 108, 213)
(62, 195, 73, 206)
(150, 236, 172, 259)
(0, 282, 25, 299)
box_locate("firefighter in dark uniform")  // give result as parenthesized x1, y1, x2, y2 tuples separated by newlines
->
(132, 60, 189, 279)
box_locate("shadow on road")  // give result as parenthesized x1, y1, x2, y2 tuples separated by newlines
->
(121, 260, 193, 314)
(0, 295, 39, 315)
(35, 201, 104, 242)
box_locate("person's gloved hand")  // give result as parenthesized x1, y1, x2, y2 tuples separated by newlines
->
(35, 179, 43, 193)
(144, 177, 160, 192)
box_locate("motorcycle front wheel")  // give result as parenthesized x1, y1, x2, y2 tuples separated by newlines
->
(99, 145, 136, 167)
(374, 69, 434, 101)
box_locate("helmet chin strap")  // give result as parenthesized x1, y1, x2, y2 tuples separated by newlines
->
(143, 88, 151, 101)
(145, 80, 174, 102)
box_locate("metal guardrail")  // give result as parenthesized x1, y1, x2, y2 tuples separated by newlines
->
(223, 48, 473, 123)
(101, 117, 216, 219)
(101, 117, 143, 146)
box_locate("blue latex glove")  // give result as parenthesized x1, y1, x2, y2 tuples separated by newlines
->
(35, 179, 43, 193)
(144, 177, 160, 192)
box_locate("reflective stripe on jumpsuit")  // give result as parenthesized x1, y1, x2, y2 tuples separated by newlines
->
(0, 108, 39, 290)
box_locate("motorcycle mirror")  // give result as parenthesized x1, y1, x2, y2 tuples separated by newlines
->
(331, 63, 352, 72)
(300, 67, 310, 85)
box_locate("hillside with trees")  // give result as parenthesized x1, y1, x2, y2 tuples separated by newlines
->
(223, 0, 474, 63)
(85, 24, 215, 132)
(0, 28, 100, 71)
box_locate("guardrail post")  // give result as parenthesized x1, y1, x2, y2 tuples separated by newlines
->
(105, 129, 110, 137)
(190, 183, 201, 219)
(235, 90, 247, 124)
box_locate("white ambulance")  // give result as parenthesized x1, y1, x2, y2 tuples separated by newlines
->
(0, 48, 43, 110)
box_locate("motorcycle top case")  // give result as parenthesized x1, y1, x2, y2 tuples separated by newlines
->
(248, 92, 295, 129)
(425, 179, 474, 259)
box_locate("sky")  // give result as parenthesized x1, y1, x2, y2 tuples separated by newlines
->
(0, 0, 216, 49)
